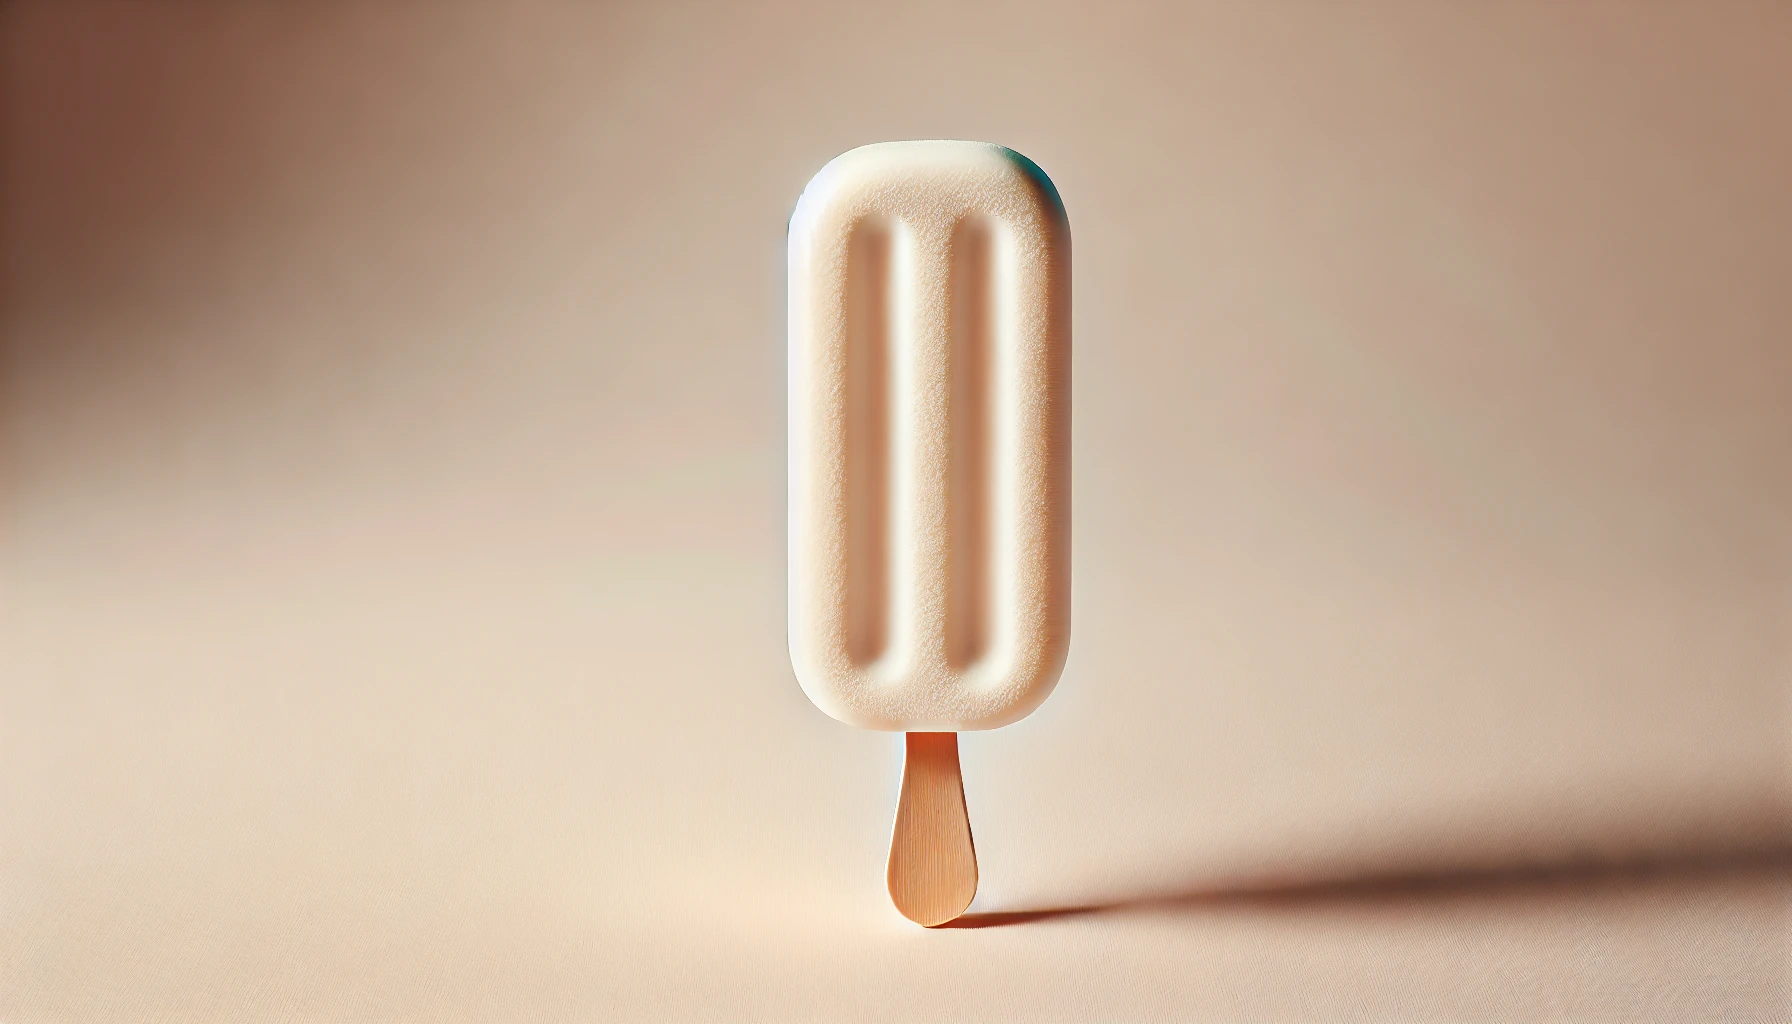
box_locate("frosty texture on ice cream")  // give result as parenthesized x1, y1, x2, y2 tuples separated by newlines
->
(788, 141, 1070, 731)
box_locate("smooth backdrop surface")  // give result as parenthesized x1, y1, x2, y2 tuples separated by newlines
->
(3, 2, 1789, 1020)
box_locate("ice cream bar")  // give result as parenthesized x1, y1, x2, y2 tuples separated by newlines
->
(787, 141, 1069, 924)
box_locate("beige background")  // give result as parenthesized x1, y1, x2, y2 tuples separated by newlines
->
(3, 2, 1788, 1020)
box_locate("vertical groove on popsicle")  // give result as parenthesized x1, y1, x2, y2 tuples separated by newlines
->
(887, 732, 978, 926)
(888, 223, 919, 673)
(993, 216, 1020, 678)
(945, 217, 993, 671)
(843, 219, 891, 666)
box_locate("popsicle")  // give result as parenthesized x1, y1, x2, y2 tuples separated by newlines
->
(787, 141, 1070, 925)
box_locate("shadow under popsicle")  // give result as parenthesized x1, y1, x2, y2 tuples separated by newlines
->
(938, 845, 1792, 928)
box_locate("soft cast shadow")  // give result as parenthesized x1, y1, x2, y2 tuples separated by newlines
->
(939, 847, 1792, 928)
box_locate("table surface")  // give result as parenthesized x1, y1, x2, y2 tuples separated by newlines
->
(3, 2, 1788, 1020)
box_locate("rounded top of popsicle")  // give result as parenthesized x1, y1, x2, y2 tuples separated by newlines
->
(792, 141, 1067, 241)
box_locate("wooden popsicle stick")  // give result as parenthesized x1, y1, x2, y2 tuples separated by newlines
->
(887, 731, 978, 926)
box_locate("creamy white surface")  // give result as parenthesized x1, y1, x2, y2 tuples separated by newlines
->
(788, 142, 1071, 730)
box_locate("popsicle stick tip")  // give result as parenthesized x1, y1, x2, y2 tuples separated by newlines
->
(887, 732, 978, 926)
